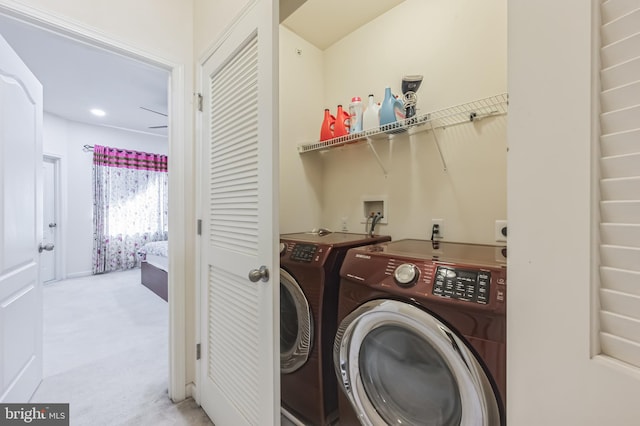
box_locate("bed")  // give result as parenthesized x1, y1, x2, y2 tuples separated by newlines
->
(137, 240, 168, 301)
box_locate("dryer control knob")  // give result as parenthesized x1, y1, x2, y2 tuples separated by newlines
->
(394, 263, 419, 287)
(279, 242, 287, 256)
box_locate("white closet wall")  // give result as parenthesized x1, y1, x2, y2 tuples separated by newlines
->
(279, 0, 507, 243)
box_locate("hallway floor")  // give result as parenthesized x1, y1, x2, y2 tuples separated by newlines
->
(30, 269, 213, 426)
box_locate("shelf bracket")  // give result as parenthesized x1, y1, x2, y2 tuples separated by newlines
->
(366, 138, 388, 176)
(429, 120, 447, 172)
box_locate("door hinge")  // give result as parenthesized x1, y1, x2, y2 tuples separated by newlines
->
(197, 93, 203, 112)
(196, 343, 201, 360)
(197, 219, 202, 236)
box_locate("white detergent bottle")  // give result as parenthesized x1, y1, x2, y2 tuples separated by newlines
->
(362, 94, 380, 131)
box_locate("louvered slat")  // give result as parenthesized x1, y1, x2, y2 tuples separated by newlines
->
(601, 7, 640, 45)
(601, 80, 640, 111)
(598, 1, 640, 369)
(600, 200, 640, 223)
(601, 289, 640, 319)
(600, 246, 640, 273)
(601, 57, 640, 91)
(209, 34, 259, 256)
(600, 267, 640, 296)
(600, 224, 640, 247)
(600, 152, 640, 178)
(600, 333, 640, 367)
(600, 105, 640, 134)
(602, 0, 640, 25)
(601, 312, 640, 344)
(600, 177, 640, 200)
(601, 32, 640, 67)
(601, 128, 640, 156)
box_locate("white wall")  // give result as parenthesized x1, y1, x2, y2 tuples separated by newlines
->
(280, 0, 507, 243)
(43, 113, 168, 278)
(278, 26, 324, 233)
(7, 0, 193, 60)
(508, 1, 640, 424)
(194, 0, 251, 60)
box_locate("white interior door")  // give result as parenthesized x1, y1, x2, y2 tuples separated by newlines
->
(199, 0, 279, 425)
(41, 158, 56, 283)
(0, 34, 43, 402)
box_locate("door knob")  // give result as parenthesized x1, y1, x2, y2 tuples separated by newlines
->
(248, 265, 270, 282)
(48, 223, 57, 228)
(38, 243, 54, 253)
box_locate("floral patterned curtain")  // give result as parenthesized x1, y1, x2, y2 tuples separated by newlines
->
(92, 145, 168, 274)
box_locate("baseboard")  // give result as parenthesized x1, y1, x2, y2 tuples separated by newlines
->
(186, 382, 197, 402)
(65, 271, 93, 279)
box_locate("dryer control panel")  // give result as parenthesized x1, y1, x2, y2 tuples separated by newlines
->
(280, 241, 334, 266)
(433, 266, 490, 305)
(290, 243, 317, 262)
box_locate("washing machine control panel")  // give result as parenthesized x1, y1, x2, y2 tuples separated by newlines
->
(290, 243, 317, 262)
(433, 266, 490, 304)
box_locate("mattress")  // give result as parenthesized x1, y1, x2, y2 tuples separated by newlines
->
(145, 253, 168, 272)
(137, 240, 168, 272)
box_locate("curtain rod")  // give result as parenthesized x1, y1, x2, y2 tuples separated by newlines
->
(83, 144, 94, 152)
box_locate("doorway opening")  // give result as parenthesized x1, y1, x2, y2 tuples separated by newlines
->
(0, 4, 185, 404)
(42, 155, 61, 283)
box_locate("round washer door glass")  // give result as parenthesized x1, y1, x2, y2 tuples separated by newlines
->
(334, 300, 501, 426)
(280, 283, 298, 352)
(280, 269, 313, 373)
(359, 325, 461, 425)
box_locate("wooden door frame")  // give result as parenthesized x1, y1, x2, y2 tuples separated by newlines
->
(0, 3, 188, 401)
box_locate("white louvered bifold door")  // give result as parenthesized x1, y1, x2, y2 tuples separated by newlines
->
(598, 0, 640, 369)
(199, 1, 279, 425)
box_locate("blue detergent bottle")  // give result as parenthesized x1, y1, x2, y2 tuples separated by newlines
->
(379, 86, 404, 128)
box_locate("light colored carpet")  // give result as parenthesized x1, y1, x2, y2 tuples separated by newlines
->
(30, 269, 213, 426)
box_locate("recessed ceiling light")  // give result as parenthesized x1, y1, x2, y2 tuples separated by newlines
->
(90, 108, 106, 117)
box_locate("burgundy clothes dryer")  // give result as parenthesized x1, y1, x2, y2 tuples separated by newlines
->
(279, 232, 391, 426)
(334, 239, 507, 426)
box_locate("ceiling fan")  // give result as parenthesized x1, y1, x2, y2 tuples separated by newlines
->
(140, 106, 168, 129)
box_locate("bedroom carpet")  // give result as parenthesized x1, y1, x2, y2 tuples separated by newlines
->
(30, 269, 213, 426)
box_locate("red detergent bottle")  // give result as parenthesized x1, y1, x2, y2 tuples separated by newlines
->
(333, 104, 351, 137)
(320, 109, 336, 141)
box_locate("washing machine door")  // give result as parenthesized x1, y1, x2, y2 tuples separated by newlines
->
(334, 299, 501, 426)
(280, 269, 314, 373)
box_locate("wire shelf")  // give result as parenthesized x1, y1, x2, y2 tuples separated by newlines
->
(297, 93, 508, 154)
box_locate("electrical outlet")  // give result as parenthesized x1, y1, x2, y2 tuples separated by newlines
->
(495, 220, 507, 242)
(431, 219, 444, 239)
(341, 217, 348, 232)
